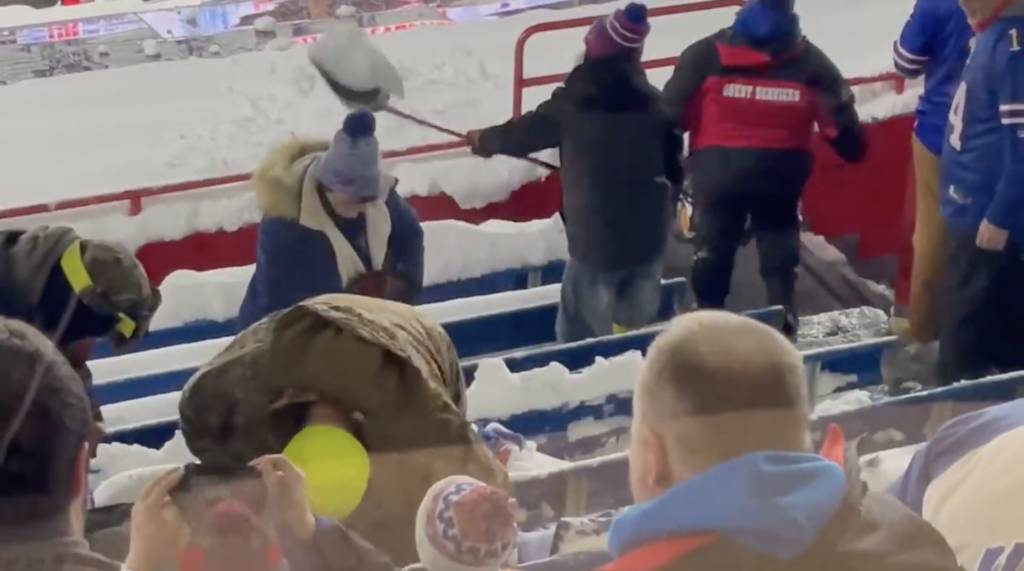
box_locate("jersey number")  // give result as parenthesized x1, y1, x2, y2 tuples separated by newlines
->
(949, 81, 968, 151)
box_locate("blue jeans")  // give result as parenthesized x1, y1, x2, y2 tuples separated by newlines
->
(555, 259, 662, 343)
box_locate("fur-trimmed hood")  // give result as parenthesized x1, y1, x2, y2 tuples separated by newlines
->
(253, 139, 397, 220)
(253, 139, 329, 221)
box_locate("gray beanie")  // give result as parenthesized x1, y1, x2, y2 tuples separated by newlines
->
(317, 109, 383, 202)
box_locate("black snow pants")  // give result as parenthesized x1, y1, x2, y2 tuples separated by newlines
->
(690, 187, 802, 336)
(937, 226, 1024, 385)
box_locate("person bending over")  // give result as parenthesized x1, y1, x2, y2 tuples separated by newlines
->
(238, 109, 424, 329)
(0, 226, 161, 455)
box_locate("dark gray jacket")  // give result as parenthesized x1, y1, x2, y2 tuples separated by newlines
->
(474, 55, 684, 271)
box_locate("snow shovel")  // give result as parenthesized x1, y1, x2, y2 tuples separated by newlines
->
(307, 21, 559, 171)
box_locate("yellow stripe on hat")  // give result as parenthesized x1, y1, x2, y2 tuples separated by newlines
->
(59, 240, 138, 339)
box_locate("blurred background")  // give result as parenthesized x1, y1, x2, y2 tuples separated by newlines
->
(0, 0, 617, 84)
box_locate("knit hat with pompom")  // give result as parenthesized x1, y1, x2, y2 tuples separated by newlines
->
(414, 476, 519, 571)
(317, 109, 383, 202)
(584, 3, 650, 60)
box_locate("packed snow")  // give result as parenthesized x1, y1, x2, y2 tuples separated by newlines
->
(97, 340, 864, 443)
(0, 0, 917, 218)
(95, 279, 566, 388)
(141, 214, 566, 329)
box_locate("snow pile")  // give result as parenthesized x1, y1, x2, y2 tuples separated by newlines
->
(393, 151, 559, 209)
(145, 215, 567, 330)
(253, 15, 277, 34)
(93, 282, 565, 395)
(0, 0, 915, 212)
(91, 431, 198, 507)
(141, 39, 160, 58)
(264, 38, 293, 52)
(309, 13, 405, 98)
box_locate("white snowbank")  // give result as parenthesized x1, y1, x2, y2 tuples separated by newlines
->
(147, 215, 567, 330)
(93, 281, 565, 388)
(253, 15, 277, 34)
(0, 0, 914, 213)
(98, 341, 866, 435)
(141, 38, 160, 58)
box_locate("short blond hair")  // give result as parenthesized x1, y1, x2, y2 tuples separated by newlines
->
(637, 311, 811, 465)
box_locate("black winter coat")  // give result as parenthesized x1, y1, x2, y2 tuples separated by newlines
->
(475, 55, 684, 272)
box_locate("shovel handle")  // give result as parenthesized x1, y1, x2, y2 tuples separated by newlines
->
(384, 105, 559, 171)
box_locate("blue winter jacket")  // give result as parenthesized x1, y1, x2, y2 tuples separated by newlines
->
(237, 140, 424, 330)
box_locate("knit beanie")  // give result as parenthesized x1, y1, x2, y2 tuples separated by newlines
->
(317, 109, 384, 202)
(584, 3, 650, 60)
(733, 0, 801, 45)
(414, 476, 519, 571)
(750, 0, 794, 11)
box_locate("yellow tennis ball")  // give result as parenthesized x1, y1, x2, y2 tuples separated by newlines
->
(283, 425, 370, 519)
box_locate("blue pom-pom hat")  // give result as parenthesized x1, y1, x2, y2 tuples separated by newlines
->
(318, 109, 383, 202)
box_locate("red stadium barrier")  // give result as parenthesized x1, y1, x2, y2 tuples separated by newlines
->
(0, 2, 916, 290)
(512, 0, 745, 117)
(510, 0, 913, 287)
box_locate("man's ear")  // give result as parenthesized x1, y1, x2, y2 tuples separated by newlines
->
(70, 442, 91, 503)
(638, 424, 673, 490)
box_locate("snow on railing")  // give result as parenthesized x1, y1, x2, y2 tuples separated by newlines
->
(0, 0, 907, 223)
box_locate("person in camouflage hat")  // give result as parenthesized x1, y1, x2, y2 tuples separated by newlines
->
(0, 225, 162, 454)
(178, 293, 508, 567)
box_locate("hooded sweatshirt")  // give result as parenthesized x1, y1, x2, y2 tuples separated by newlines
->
(598, 427, 961, 571)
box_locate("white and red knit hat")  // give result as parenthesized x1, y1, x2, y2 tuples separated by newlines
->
(414, 476, 519, 571)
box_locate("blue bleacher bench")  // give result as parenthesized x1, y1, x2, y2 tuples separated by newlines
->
(92, 260, 568, 358)
(510, 367, 1024, 525)
(106, 335, 903, 451)
(92, 277, 690, 407)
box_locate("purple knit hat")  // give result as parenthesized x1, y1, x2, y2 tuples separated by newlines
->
(584, 3, 650, 60)
(317, 109, 383, 203)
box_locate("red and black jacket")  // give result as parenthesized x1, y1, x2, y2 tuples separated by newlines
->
(662, 28, 867, 200)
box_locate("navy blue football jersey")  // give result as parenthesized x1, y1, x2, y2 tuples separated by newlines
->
(940, 17, 1024, 237)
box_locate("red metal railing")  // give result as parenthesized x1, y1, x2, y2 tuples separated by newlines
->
(0, 2, 908, 223)
(512, 0, 905, 117)
(0, 139, 466, 221)
(513, 0, 743, 117)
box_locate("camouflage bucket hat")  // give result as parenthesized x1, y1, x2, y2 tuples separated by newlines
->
(78, 240, 162, 349)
